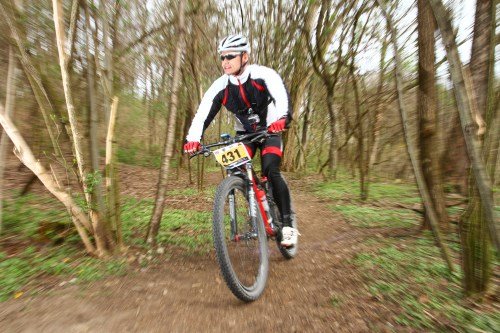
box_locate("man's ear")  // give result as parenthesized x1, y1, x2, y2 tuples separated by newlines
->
(242, 52, 249, 63)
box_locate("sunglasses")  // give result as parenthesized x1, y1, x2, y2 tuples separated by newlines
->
(220, 53, 241, 61)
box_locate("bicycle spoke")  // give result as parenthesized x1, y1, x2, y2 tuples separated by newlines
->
(223, 186, 261, 288)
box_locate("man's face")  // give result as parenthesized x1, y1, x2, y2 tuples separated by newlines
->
(220, 51, 248, 75)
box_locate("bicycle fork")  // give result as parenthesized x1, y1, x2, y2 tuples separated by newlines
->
(228, 189, 238, 241)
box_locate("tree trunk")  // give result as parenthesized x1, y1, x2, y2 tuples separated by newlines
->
(52, 0, 110, 256)
(428, 0, 498, 252)
(146, 0, 186, 245)
(458, 0, 495, 297)
(105, 97, 122, 249)
(0, 47, 18, 235)
(316, 118, 327, 174)
(0, 2, 63, 159)
(352, 73, 367, 200)
(282, 70, 312, 171)
(326, 89, 337, 180)
(369, 39, 388, 170)
(84, 3, 100, 178)
(0, 108, 95, 255)
(146, 61, 153, 153)
(183, 103, 193, 184)
(378, 0, 454, 272)
(296, 84, 313, 171)
(84, 3, 108, 231)
(100, 1, 114, 126)
(417, 0, 450, 231)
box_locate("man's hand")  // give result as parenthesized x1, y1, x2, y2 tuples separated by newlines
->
(183, 141, 201, 154)
(267, 118, 286, 133)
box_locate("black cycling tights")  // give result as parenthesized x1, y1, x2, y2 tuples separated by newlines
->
(244, 134, 292, 225)
(262, 153, 292, 222)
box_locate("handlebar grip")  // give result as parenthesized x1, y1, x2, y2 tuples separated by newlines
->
(188, 150, 202, 159)
(188, 146, 210, 159)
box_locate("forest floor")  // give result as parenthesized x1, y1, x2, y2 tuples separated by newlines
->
(0, 158, 498, 332)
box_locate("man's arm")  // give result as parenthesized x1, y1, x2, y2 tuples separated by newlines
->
(186, 76, 227, 142)
(253, 66, 290, 125)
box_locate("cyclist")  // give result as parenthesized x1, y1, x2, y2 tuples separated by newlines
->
(183, 34, 299, 246)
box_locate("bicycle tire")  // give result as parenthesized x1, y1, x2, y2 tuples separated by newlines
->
(212, 176, 269, 302)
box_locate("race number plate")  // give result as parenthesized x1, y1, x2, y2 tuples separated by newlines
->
(213, 142, 251, 169)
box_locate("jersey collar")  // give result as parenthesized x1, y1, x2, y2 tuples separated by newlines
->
(228, 64, 252, 85)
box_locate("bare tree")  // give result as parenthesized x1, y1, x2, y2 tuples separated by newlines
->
(0, 46, 18, 235)
(0, 2, 63, 159)
(441, 0, 497, 296)
(417, 0, 449, 230)
(427, 0, 498, 255)
(0, 107, 95, 254)
(146, 0, 187, 245)
(83, 0, 107, 233)
(307, 1, 359, 179)
(295, 82, 314, 171)
(347, 4, 376, 200)
(52, 0, 112, 256)
(105, 97, 122, 249)
(368, 40, 388, 169)
(279, 2, 317, 171)
(377, 0, 454, 272)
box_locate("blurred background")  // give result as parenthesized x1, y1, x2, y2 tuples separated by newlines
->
(0, 0, 498, 331)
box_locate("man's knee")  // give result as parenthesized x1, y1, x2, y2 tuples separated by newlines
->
(263, 167, 281, 181)
(262, 160, 280, 178)
(262, 154, 281, 178)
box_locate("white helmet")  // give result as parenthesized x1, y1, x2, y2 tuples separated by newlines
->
(217, 34, 251, 54)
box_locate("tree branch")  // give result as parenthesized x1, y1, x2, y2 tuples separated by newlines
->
(117, 20, 172, 60)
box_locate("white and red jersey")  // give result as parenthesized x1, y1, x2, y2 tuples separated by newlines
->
(186, 64, 291, 142)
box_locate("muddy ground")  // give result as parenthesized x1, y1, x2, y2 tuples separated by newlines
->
(1, 159, 415, 332)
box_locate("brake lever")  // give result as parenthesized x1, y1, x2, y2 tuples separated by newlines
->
(248, 131, 269, 143)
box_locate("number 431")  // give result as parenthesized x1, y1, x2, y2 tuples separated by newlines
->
(221, 149, 242, 164)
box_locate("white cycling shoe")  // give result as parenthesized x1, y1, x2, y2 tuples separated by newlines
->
(281, 226, 300, 247)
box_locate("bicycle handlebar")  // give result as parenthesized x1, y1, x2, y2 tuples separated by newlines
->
(188, 130, 271, 159)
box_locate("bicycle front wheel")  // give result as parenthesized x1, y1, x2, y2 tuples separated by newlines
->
(212, 176, 269, 302)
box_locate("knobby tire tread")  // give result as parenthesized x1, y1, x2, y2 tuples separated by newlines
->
(212, 176, 269, 302)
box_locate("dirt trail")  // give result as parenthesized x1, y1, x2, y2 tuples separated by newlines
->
(0, 171, 402, 333)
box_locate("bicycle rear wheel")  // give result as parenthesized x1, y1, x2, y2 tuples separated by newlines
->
(212, 176, 269, 302)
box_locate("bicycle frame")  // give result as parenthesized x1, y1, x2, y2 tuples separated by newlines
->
(233, 162, 276, 238)
(190, 130, 296, 301)
(191, 130, 278, 239)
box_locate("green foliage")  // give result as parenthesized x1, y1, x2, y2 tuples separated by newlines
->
(316, 177, 497, 331)
(120, 197, 213, 252)
(353, 235, 499, 332)
(331, 204, 419, 228)
(316, 177, 420, 204)
(328, 294, 342, 307)
(447, 205, 465, 216)
(84, 171, 102, 194)
(116, 144, 162, 168)
(112, 93, 166, 168)
(167, 188, 198, 196)
(316, 177, 422, 228)
(0, 247, 126, 301)
(2, 193, 71, 239)
(1, 193, 126, 301)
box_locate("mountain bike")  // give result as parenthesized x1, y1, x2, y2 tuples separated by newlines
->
(190, 130, 298, 302)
